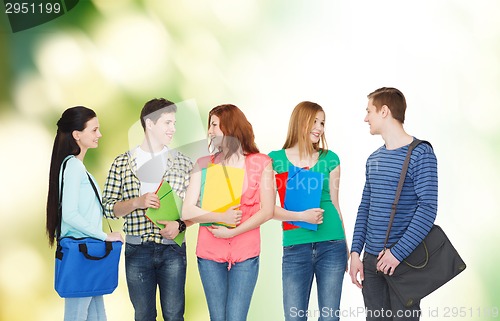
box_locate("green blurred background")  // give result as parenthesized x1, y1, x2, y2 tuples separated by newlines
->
(1, 0, 499, 320)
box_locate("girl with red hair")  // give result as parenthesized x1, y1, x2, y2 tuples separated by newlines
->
(182, 104, 275, 321)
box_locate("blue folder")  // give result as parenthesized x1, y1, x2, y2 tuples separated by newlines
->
(284, 165, 324, 231)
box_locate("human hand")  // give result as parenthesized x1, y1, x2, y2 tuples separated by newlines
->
(158, 220, 181, 240)
(376, 249, 400, 276)
(134, 192, 160, 209)
(301, 208, 324, 224)
(220, 205, 242, 226)
(105, 232, 124, 243)
(207, 225, 236, 239)
(349, 252, 364, 289)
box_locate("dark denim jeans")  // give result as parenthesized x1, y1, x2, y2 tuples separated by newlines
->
(362, 253, 421, 321)
(282, 240, 347, 321)
(125, 242, 186, 321)
(197, 256, 259, 321)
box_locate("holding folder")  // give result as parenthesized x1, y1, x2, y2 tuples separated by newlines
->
(200, 163, 245, 228)
(145, 181, 185, 246)
(275, 171, 298, 231)
(281, 165, 324, 231)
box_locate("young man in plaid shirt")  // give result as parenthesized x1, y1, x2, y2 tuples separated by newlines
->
(103, 98, 193, 321)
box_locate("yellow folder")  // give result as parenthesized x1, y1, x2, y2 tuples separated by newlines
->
(145, 181, 185, 246)
(200, 164, 245, 228)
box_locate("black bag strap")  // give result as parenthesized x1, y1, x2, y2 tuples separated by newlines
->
(78, 242, 113, 260)
(382, 139, 432, 249)
(57, 157, 113, 242)
(56, 158, 71, 240)
(86, 172, 113, 232)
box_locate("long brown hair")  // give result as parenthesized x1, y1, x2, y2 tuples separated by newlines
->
(208, 104, 259, 160)
(282, 101, 328, 159)
(46, 106, 97, 247)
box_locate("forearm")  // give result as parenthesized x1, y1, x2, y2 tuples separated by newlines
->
(351, 179, 370, 253)
(391, 211, 435, 261)
(272, 205, 303, 221)
(181, 204, 227, 224)
(232, 206, 273, 237)
(63, 211, 107, 240)
(351, 210, 368, 254)
(112, 198, 140, 218)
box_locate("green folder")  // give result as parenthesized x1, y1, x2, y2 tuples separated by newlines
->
(145, 181, 185, 246)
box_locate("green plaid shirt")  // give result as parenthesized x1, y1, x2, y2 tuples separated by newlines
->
(103, 147, 193, 244)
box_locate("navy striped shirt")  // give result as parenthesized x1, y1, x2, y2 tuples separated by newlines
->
(351, 140, 438, 262)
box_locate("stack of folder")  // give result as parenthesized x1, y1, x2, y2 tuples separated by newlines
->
(276, 165, 324, 231)
(200, 163, 245, 228)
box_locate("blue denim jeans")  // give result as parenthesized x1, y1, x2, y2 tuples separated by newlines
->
(125, 242, 187, 321)
(197, 256, 259, 321)
(282, 240, 347, 321)
(362, 253, 421, 321)
(64, 296, 106, 321)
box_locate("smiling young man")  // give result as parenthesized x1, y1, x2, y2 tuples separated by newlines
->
(349, 87, 438, 321)
(102, 98, 193, 321)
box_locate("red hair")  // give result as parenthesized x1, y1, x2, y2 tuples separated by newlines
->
(208, 104, 259, 160)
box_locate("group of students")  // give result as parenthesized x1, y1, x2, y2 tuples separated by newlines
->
(46, 86, 438, 321)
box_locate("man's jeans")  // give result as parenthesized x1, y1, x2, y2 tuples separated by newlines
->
(282, 240, 347, 321)
(362, 253, 421, 321)
(197, 256, 259, 321)
(125, 242, 187, 321)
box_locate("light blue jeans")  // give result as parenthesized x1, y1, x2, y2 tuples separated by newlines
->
(282, 240, 347, 321)
(64, 296, 106, 321)
(197, 256, 259, 321)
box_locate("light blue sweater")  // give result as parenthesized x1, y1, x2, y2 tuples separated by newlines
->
(59, 156, 107, 241)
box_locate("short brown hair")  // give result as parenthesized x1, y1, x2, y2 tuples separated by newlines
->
(368, 87, 406, 123)
(140, 98, 177, 130)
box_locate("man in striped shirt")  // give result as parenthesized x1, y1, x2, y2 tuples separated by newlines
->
(349, 87, 438, 320)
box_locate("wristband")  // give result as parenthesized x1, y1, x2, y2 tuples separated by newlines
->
(176, 219, 186, 233)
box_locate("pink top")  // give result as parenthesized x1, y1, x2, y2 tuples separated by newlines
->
(196, 153, 271, 269)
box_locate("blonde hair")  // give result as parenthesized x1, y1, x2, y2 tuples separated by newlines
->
(282, 101, 328, 159)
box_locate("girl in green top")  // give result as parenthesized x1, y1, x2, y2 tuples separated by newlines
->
(268, 101, 348, 321)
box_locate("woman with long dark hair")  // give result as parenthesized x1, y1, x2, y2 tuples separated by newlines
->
(46, 106, 123, 321)
(182, 104, 275, 321)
